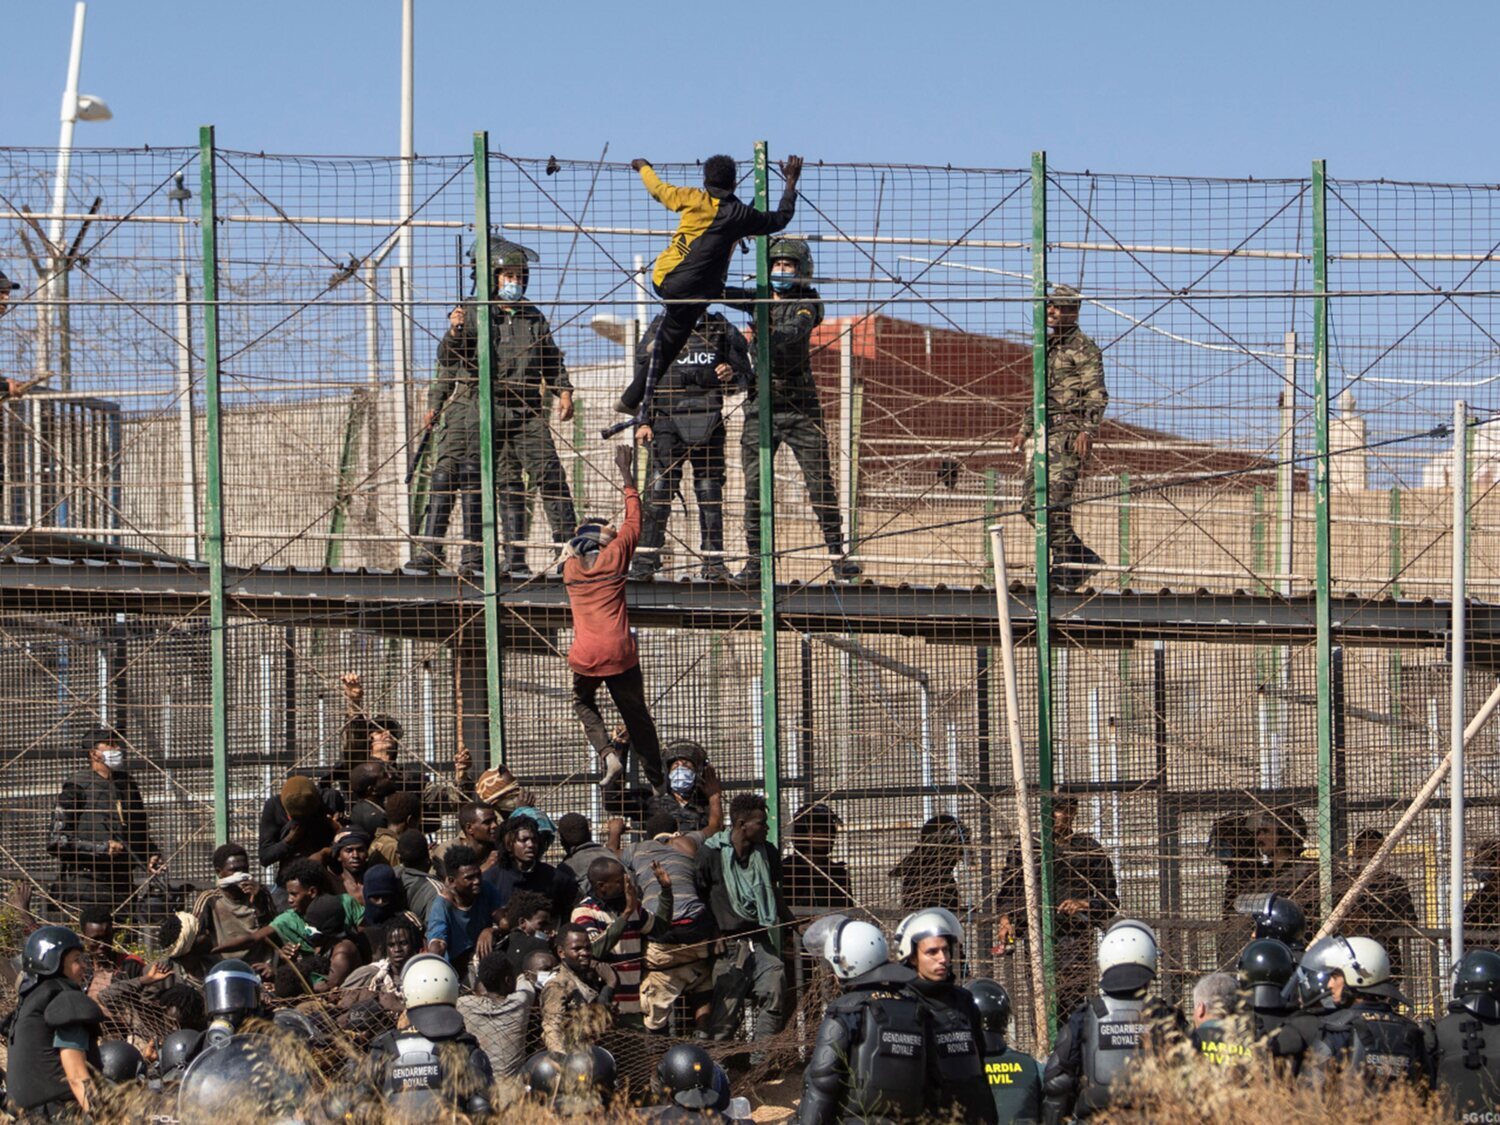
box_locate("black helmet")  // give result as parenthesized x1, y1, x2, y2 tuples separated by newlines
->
(1455, 949, 1500, 999)
(559, 1045, 616, 1112)
(522, 1049, 563, 1101)
(204, 958, 262, 1019)
(1238, 938, 1297, 987)
(1251, 893, 1306, 948)
(21, 925, 84, 981)
(969, 978, 1013, 1035)
(158, 1028, 205, 1082)
(469, 235, 538, 293)
(658, 1042, 718, 1108)
(98, 1038, 146, 1083)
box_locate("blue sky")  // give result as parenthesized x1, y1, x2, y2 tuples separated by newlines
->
(2, 0, 1490, 181)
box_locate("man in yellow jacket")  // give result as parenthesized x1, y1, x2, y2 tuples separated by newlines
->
(616, 153, 802, 419)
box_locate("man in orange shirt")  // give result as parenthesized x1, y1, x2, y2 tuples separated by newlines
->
(564, 445, 664, 791)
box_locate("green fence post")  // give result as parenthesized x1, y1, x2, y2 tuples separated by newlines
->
(198, 126, 229, 845)
(473, 132, 506, 765)
(754, 140, 782, 844)
(1031, 150, 1058, 1027)
(1312, 158, 1334, 914)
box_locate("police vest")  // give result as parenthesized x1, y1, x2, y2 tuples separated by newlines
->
(6, 978, 93, 1110)
(928, 995, 986, 1084)
(840, 991, 930, 1120)
(1434, 1008, 1500, 1114)
(983, 1044, 1042, 1123)
(1191, 1018, 1254, 1066)
(1077, 994, 1148, 1114)
(1316, 1007, 1426, 1087)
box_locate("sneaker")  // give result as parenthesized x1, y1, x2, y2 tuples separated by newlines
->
(599, 751, 625, 788)
(700, 561, 733, 583)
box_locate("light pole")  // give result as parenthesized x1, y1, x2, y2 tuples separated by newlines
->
(41, 1, 111, 389)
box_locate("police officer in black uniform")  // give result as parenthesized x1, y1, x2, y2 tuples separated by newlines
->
(365, 953, 494, 1118)
(6, 926, 103, 1120)
(896, 908, 998, 1124)
(45, 728, 165, 915)
(795, 915, 936, 1124)
(1428, 947, 1500, 1116)
(971, 978, 1043, 1124)
(629, 310, 751, 582)
(1043, 919, 1181, 1123)
(1306, 936, 1428, 1089)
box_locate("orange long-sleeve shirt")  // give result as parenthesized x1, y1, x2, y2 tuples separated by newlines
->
(563, 487, 641, 677)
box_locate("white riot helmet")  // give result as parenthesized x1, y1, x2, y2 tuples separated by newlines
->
(401, 954, 460, 1008)
(895, 907, 963, 963)
(1330, 936, 1407, 1004)
(801, 914, 889, 981)
(1096, 919, 1158, 995)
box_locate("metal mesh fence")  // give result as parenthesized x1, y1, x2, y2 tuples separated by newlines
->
(0, 138, 1497, 1064)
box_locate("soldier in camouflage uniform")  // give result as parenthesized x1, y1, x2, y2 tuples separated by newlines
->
(725, 238, 859, 582)
(416, 243, 577, 576)
(1012, 283, 1107, 588)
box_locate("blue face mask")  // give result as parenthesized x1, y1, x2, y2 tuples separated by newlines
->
(669, 766, 697, 795)
(498, 281, 524, 302)
(770, 275, 796, 293)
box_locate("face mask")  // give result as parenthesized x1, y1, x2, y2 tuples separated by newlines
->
(770, 274, 796, 293)
(534, 970, 556, 987)
(100, 749, 124, 770)
(669, 766, 697, 795)
(218, 871, 253, 890)
(534, 929, 555, 943)
(498, 281, 524, 302)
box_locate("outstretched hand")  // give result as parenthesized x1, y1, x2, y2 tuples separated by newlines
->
(613, 444, 636, 484)
(779, 155, 803, 185)
(631, 158, 650, 173)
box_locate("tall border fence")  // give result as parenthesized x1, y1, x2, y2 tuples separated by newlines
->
(2, 135, 1499, 1048)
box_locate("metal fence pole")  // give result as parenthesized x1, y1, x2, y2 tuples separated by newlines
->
(1030, 150, 1058, 1024)
(1452, 399, 1469, 963)
(198, 125, 229, 844)
(473, 132, 505, 765)
(1312, 158, 1334, 914)
(753, 139, 782, 843)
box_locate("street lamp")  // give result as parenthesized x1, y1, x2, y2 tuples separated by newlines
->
(41, 1, 112, 388)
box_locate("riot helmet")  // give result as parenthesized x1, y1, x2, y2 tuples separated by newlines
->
(1238, 938, 1297, 1011)
(658, 1042, 720, 1108)
(98, 1039, 146, 1083)
(1452, 948, 1500, 1020)
(204, 959, 262, 1020)
(1097, 919, 1159, 995)
(1250, 892, 1307, 950)
(894, 907, 963, 962)
(468, 235, 538, 294)
(558, 1045, 617, 1113)
(768, 237, 813, 279)
(969, 978, 1014, 1035)
(1330, 935, 1407, 1004)
(522, 1049, 564, 1101)
(158, 1028, 205, 1083)
(21, 925, 84, 985)
(1290, 935, 1346, 1009)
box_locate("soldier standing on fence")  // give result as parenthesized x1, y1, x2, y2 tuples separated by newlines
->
(725, 238, 860, 583)
(1013, 283, 1107, 590)
(417, 241, 576, 577)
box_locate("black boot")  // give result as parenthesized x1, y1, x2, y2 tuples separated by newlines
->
(412, 472, 456, 570)
(735, 556, 762, 584)
(503, 505, 532, 579)
(458, 485, 485, 574)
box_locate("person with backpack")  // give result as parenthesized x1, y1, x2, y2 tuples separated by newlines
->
(1429, 947, 1500, 1116)
(795, 915, 934, 1124)
(1042, 919, 1183, 1121)
(1305, 936, 1429, 1090)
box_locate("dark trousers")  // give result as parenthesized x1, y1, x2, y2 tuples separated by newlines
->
(621, 278, 712, 413)
(572, 664, 664, 789)
(639, 421, 726, 566)
(740, 404, 844, 554)
(420, 457, 483, 569)
(496, 412, 577, 543)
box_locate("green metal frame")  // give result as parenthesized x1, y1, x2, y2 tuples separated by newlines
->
(1030, 151, 1058, 1025)
(199, 126, 229, 845)
(473, 133, 506, 765)
(1312, 158, 1334, 912)
(754, 140, 782, 844)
